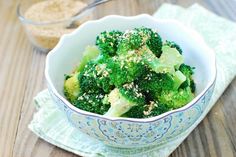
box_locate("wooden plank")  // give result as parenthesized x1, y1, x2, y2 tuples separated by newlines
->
(0, 0, 34, 157)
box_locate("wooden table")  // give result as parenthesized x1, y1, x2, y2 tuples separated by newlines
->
(0, 0, 236, 156)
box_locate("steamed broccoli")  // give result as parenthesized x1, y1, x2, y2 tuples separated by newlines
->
(78, 61, 112, 93)
(96, 53, 146, 87)
(179, 64, 196, 92)
(142, 101, 170, 118)
(138, 71, 174, 99)
(134, 45, 186, 89)
(112, 57, 146, 86)
(105, 82, 145, 117)
(64, 27, 196, 119)
(96, 30, 123, 56)
(172, 70, 187, 90)
(179, 64, 194, 77)
(76, 46, 100, 72)
(136, 27, 162, 57)
(158, 87, 194, 109)
(117, 27, 162, 57)
(75, 92, 110, 115)
(125, 101, 170, 118)
(140, 45, 187, 89)
(64, 73, 80, 103)
(164, 40, 183, 54)
(137, 45, 184, 74)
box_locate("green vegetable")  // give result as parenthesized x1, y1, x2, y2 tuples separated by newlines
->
(64, 27, 196, 119)
(106, 55, 146, 87)
(136, 27, 163, 57)
(76, 46, 100, 72)
(117, 27, 162, 57)
(143, 102, 170, 118)
(64, 73, 80, 103)
(179, 64, 196, 92)
(78, 61, 112, 93)
(125, 101, 170, 118)
(172, 70, 187, 90)
(96, 30, 123, 57)
(164, 40, 183, 54)
(105, 82, 145, 117)
(138, 71, 174, 100)
(75, 92, 110, 115)
(158, 87, 194, 109)
(137, 45, 184, 75)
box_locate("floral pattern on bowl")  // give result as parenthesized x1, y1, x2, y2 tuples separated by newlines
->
(47, 82, 215, 147)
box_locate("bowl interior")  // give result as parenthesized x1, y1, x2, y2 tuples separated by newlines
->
(46, 15, 216, 111)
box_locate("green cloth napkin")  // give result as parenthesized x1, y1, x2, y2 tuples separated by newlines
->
(29, 4, 236, 157)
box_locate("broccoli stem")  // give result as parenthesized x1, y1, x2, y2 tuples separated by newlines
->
(104, 88, 137, 117)
(172, 70, 186, 90)
(138, 46, 174, 73)
(76, 46, 100, 72)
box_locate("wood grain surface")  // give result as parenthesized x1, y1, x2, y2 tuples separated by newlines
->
(0, 0, 235, 157)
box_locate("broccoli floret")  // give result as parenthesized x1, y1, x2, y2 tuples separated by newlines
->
(164, 40, 183, 54)
(96, 30, 123, 57)
(159, 45, 184, 71)
(76, 46, 100, 72)
(135, 27, 162, 57)
(179, 64, 194, 77)
(105, 82, 145, 117)
(64, 73, 80, 103)
(78, 61, 112, 93)
(158, 87, 194, 109)
(140, 45, 186, 89)
(137, 45, 184, 74)
(78, 61, 101, 93)
(104, 54, 146, 87)
(125, 101, 171, 118)
(138, 70, 186, 101)
(138, 71, 174, 100)
(65, 27, 196, 119)
(75, 92, 110, 115)
(117, 27, 162, 57)
(179, 64, 196, 92)
(123, 105, 145, 118)
(143, 101, 170, 118)
(117, 30, 143, 53)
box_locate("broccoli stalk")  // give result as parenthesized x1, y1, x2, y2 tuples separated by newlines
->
(104, 88, 136, 117)
(172, 70, 187, 90)
(105, 82, 145, 117)
(164, 40, 183, 54)
(138, 45, 184, 74)
(139, 45, 186, 89)
(76, 46, 100, 72)
(64, 73, 80, 103)
(179, 64, 196, 92)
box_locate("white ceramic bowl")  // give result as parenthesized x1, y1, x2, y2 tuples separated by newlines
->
(45, 14, 216, 148)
